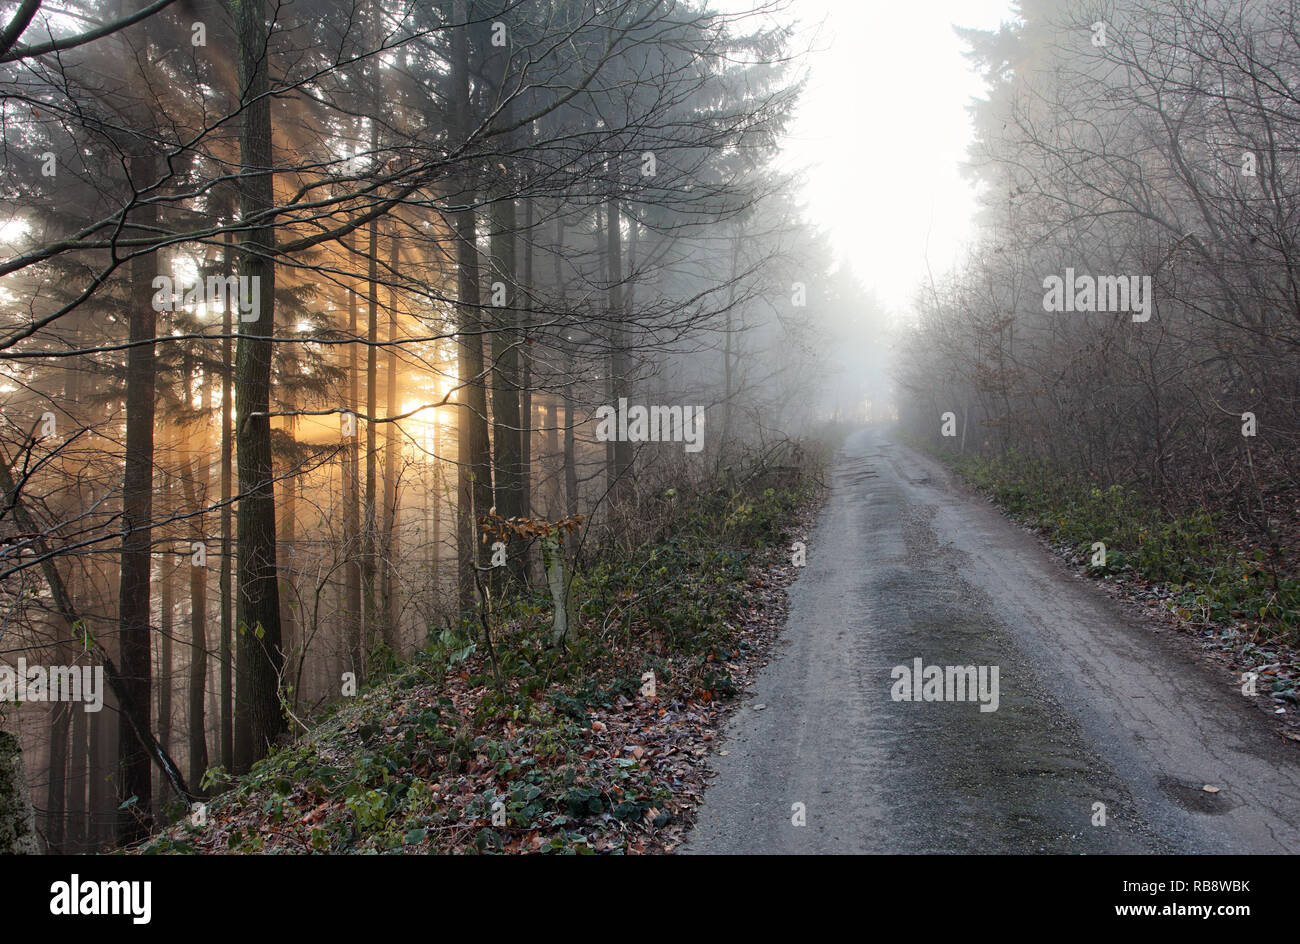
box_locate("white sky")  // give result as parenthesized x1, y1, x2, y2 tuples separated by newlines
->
(766, 0, 1018, 315)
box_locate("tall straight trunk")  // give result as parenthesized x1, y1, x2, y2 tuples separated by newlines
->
(605, 198, 631, 501)
(520, 197, 534, 526)
(555, 216, 578, 541)
(62, 345, 87, 848)
(89, 696, 115, 847)
(46, 700, 71, 852)
(159, 366, 181, 769)
(364, 0, 397, 657)
(452, 0, 493, 610)
(279, 473, 297, 694)
(331, 581, 344, 687)
(233, 0, 285, 772)
(540, 211, 558, 516)
(381, 228, 401, 650)
(117, 147, 158, 844)
(432, 416, 442, 578)
(67, 699, 87, 850)
(490, 188, 523, 582)
(158, 588, 173, 761)
(624, 210, 639, 314)
(219, 228, 234, 772)
(205, 662, 219, 783)
(185, 365, 213, 790)
(598, 208, 614, 491)
(181, 455, 209, 791)
(363, 198, 379, 657)
(422, 453, 432, 576)
(563, 351, 578, 550)
(485, 37, 522, 577)
(545, 396, 560, 513)
(721, 222, 741, 452)
(158, 472, 174, 757)
(344, 265, 363, 680)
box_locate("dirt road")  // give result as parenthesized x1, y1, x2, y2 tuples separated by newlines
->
(686, 428, 1300, 854)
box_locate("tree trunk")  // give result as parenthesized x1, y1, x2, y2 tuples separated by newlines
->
(605, 198, 631, 502)
(117, 148, 158, 844)
(520, 198, 534, 528)
(187, 506, 209, 789)
(219, 228, 234, 773)
(432, 416, 442, 579)
(89, 699, 114, 848)
(545, 396, 560, 514)
(563, 350, 579, 533)
(180, 455, 209, 791)
(67, 699, 87, 850)
(344, 247, 363, 682)
(279, 471, 297, 689)
(363, 184, 379, 661)
(233, 0, 285, 772)
(452, 0, 493, 611)
(187, 363, 213, 791)
(158, 474, 174, 758)
(381, 228, 402, 652)
(556, 216, 579, 547)
(46, 700, 70, 852)
(490, 187, 523, 583)
(94, 697, 117, 846)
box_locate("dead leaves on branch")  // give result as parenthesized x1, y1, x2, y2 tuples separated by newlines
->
(478, 512, 584, 543)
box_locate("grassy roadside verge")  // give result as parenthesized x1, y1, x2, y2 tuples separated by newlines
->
(922, 446, 1299, 725)
(140, 457, 827, 855)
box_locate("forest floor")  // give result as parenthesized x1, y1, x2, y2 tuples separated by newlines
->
(137, 476, 825, 854)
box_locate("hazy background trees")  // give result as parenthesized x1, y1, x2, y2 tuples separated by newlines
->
(899, 0, 1300, 572)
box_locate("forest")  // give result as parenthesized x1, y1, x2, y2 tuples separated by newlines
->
(899, 0, 1300, 646)
(0, 0, 860, 853)
(4, 0, 1296, 870)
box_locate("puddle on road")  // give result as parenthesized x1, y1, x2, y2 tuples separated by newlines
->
(1158, 778, 1235, 815)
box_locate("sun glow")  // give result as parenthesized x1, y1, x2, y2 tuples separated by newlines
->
(400, 397, 445, 448)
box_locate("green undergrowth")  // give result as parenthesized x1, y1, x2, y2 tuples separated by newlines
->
(938, 449, 1300, 643)
(142, 465, 823, 855)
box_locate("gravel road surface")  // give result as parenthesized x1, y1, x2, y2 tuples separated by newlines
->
(686, 428, 1300, 854)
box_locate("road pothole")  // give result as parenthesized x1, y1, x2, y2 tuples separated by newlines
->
(1158, 778, 1235, 814)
